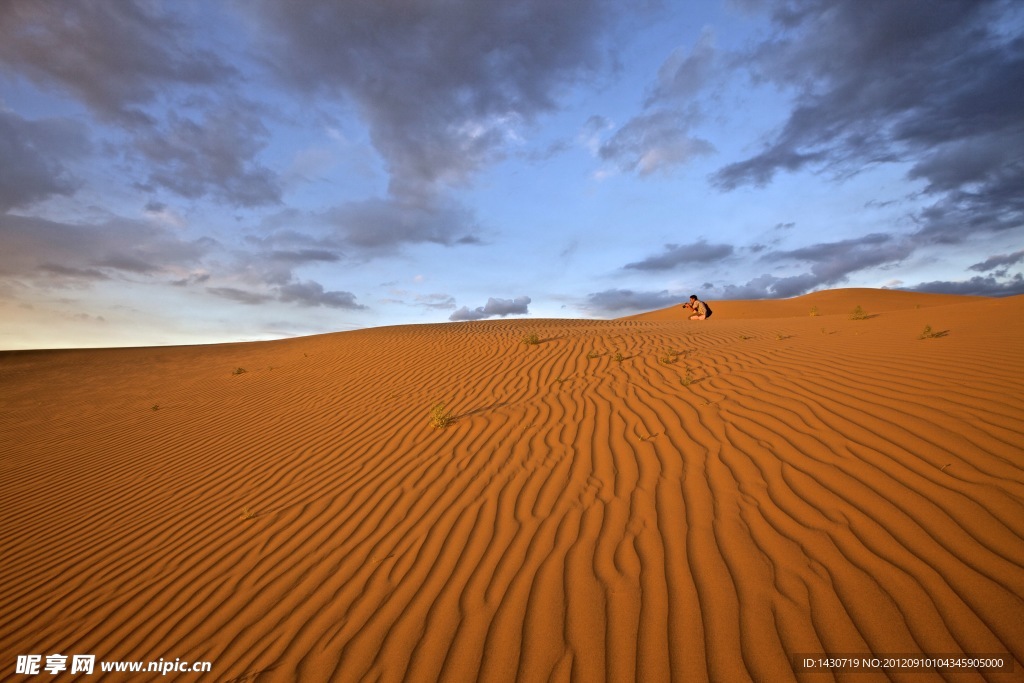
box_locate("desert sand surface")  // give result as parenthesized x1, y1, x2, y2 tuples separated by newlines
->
(2, 288, 1023, 682)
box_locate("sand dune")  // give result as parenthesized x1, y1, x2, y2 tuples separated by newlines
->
(2, 289, 1022, 682)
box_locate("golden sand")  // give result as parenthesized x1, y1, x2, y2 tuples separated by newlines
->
(2, 288, 1022, 681)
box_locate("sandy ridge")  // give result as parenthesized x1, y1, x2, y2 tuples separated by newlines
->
(1, 290, 1022, 682)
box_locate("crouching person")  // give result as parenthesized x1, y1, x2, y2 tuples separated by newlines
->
(683, 294, 712, 320)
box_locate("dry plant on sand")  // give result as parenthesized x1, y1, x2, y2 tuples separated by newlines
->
(850, 305, 868, 320)
(430, 402, 456, 429)
(659, 349, 680, 364)
(520, 333, 540, 346)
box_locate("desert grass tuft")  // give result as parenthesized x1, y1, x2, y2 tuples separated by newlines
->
(586, 350, 603, 359)
(520, 332, 540, 346)
(430, 402, 456, 429)
(810, 306, 820, 317)
(232, 367, 247, 375)
(151, 404, 160, 411)
(850, 305, 868, 320)
(659, 349, 683, 364)
(681, 368, 696, 387)
(919, 324, 946, 339)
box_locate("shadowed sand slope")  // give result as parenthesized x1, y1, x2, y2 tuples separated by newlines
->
(1, 290, 1022, 682)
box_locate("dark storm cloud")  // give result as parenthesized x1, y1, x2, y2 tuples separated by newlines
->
(1, 4, 279, 209)
(232, 230, 349, 289)
(449, 296, 531, 321)
(720, 232, 915, 297)
(719, 273, 821, 299)
(208, 281, 366, 310)
(726, 0, 767, 13)
(583, 288, 682, 314)
(243, 0, 613, 200)
(198, 220, 365, 308)
(133, 101, 282, 207)
(0, 213, 214, 284)
(904, 274, 1024, 297)
(711, 0, 1023, 241)
(38, 263, 110, 282)
(969, 250, 1024, 273)
(207, 286, 275, 306)
(767, 233, 913, 284)
(278, 281, 366, 310)
(713, 149, 826, 190)
(0, 111, 90, 211)
(267, 249, 341, 264)
(0, 1, 235, 125)
(625, 240, 734, 271)
(707, 233, 915, 300)
(718, 235, 1024, 300)
(93, 254, 159, 275)
(171, 273, 211, 287)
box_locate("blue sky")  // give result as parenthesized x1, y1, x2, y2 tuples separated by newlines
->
(2, 0, 1022, 349)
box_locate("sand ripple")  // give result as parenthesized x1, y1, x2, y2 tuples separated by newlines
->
(2, 290, 1022, 681)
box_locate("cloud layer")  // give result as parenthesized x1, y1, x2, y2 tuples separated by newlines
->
(711, 0, 1023, 245)
(244, 0, 613, 200)
(450, 296, 532, 321)
(1, 0, 1021, 347)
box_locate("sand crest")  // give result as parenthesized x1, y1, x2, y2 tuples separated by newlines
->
(2, 289, 1022, 681)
